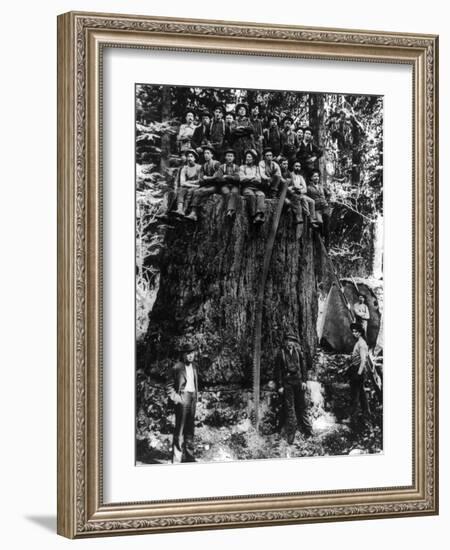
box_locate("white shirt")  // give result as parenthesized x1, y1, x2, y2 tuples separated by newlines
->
(184, 364, 196, 392)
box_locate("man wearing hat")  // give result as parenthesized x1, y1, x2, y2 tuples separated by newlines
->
(280, 116, 300, 166)
(347, 323, 370, 422)
(297, 127, 323, 177)
(192, 110, 212, 153)
(174, 149, 201, 217)
(177, 109, 197, 153)
(185, 146, 221, 222)
(223, 112, 237, 151)
(166, 342, 199, 463)
(232, 103, 255, 164)
(209, 105, 226, 157)
(263, 115, 282, 157)
(259, 147, 281, 198)
(307, 169, 331, 246)
(217, 148, 241, 218)
(240, 149, 265, 224)
(250, 103, 265, 156)
(273, 333, 312, 444)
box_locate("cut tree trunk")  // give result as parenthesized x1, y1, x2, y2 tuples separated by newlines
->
(144, 195, 323, 386)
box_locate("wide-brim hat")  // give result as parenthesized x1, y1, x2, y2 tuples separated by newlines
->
(235, 103, 249, 116)
(223, 148, 236, 157)
(244, 148, 259, 161)
(201, 144, 215, 155)
(282, 115, 294, 125)
(268, 114, 279, 124)
(185, 148, 199, 160)
(250, 102, 263, 112)
(181, 342, 196, 353)
(350, 322, 364, 334)
(199, 109, 211, 118)
(285, 333, 300, 343)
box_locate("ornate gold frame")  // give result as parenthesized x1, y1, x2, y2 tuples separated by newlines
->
(57, 11, 439, 538)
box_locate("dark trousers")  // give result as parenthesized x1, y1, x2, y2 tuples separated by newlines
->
(172, 391, 197, 463)
(262, 176, 280, 197)
(191, 184, 219, 209)
(283, 380, 312, 443)
(242, 186, 265, 217)
(176, 186, 197, 212)
(349, 371, 369, 417)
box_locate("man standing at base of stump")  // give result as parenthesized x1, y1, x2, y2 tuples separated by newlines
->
(166, 342, 199, 463)
(347, 322, 370, 423)
(273, 333, 313, 444)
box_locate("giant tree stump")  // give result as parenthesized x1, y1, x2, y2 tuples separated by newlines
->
(144, 195, 321, 386)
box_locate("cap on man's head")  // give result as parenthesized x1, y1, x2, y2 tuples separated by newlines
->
(244, 148, 259, 161)
(350, 323, 364, 334)
(185, 148, 199, 161)
(201, 145, 215, 155)
(181, 342, 196, 353)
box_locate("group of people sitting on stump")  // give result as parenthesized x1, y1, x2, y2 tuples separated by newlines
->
(156, 102, 331, 241)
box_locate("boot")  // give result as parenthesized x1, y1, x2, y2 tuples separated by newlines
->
(173, 204, 185, 217)
(253, 212, 265, 224)
(185, 210, 198, 222)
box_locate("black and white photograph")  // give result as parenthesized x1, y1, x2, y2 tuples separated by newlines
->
(135, 83, 384, 465)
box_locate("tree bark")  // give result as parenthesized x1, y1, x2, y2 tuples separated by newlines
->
(160, 87, 171, 171)
(145, 196, 321, 386)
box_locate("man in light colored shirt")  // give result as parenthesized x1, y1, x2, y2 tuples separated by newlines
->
(177, 110, 196, 153)
(166, 341, 199, 463)
(240, 149, 265, 224)
(348, 323, 370, 422)
(174, 149, 201, 217)
(353, 295, 370, 333)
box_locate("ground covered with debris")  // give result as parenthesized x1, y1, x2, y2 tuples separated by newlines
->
(136, 349, 382, 465)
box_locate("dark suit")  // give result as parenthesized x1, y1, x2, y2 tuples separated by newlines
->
(275, 346, 312, 443)
(297, 141, 323, 176)
(192, 124, 211, 151)
(166, 361, 199, 463)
